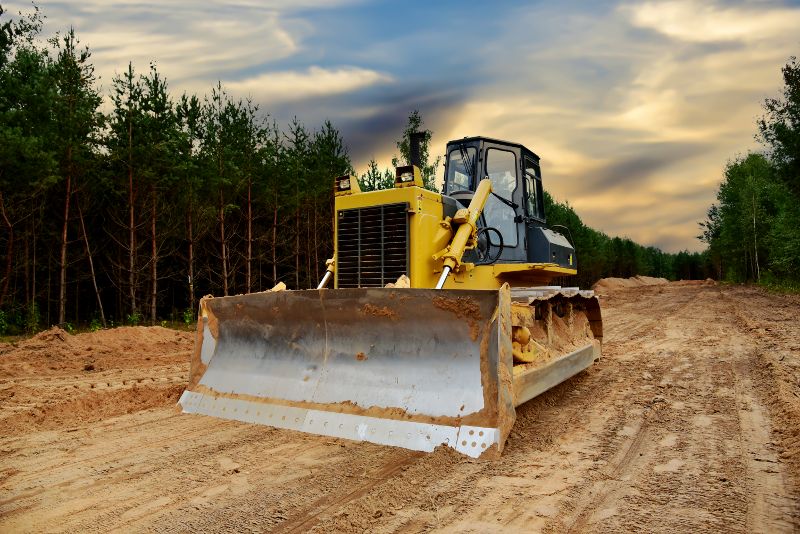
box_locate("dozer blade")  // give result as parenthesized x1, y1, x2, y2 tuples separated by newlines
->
(179, 287, 517, 458)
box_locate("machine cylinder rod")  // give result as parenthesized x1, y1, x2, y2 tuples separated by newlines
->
(435, 266, 452, 289)
(317, 270, 333, 289)
(435, 178, 492, 289)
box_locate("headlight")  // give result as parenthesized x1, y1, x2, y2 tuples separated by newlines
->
(394, 165, 419, 187)
(334, 174, 360, 195)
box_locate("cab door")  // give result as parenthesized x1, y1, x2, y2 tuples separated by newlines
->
(482, 147, 523, 261)
(523, 155, 547, 262)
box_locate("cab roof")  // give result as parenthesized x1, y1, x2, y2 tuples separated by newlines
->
(445, 136, 541, 161)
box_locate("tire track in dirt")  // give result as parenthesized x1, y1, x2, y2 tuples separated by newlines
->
(2, 421, 292, 532)
(565, 418, 652, 532)
(545, 284, 762, 532)
(2, 284, 798, 532)
(110, 439, 341, 533)
(0, 415, 240, 513)
(720, 289, 799, 530)
(0, 417, 251, 520)
(277, 451, 424, 533)
(557, 311, 697, 532)
(294, 285, 716, 532)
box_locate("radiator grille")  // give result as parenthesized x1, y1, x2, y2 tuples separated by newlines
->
(336, 203, 409, 288)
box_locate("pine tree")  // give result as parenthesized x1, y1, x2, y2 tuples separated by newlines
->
(51, 28, 103, 325)
(392, 110, 441, 192)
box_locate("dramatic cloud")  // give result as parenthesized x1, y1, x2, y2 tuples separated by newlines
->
(226, 66, 392, 103)
(7, 0, 799, 252)
(429, 1, 800, 251)
(626, 0, 800, 43)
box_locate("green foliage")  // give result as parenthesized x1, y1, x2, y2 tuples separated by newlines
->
(0, 4, 361, 327)
(358, 110, 440, 192)
(358, 159, 394, 192)
(758, 56, 800, 198)
(759, 272, 800, 294)
(182, 308, 195, 327)
(701, 56, 800, 288)
(0, 309, 7, 335)
(89, 318, 102, 332)
(126, 312, 142, 326)
(25, 302, 39, 333)
(392, 110, 440, 192)
(63, 322, 74, 334)
(544, 192, 710, 287)
(701, 154, 774, 282)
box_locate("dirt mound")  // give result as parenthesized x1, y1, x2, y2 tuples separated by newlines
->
(592, 275, 669, 292)
(673, 278, 718, 286)
(3, 383, 184, 433)
(0, 325, 192, 434)
(0, 325, 193, 377)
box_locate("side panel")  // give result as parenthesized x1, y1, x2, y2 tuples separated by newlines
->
(334, 187, 452, 289)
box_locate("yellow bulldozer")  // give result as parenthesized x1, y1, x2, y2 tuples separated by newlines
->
(179, 134, 602, 458)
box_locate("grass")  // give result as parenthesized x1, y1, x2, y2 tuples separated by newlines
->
(759, 278, 800, 294)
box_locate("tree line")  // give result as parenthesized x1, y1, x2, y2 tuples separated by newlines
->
(544, 193, 710, 289)
(0, 6, 353, 333)
(0, 5, 708, 335)
(699, 57, 800, 288)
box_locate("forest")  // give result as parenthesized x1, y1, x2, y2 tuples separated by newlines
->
(0, 5, 708, 334)
(699, 57, 800, 289)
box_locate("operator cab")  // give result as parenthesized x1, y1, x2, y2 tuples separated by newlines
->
(442, 137, 575, 269)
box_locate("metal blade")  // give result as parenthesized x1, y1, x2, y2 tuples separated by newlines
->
(179, 287, 516, 458)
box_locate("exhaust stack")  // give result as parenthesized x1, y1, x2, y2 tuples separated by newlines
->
(409, 131, 426, 168)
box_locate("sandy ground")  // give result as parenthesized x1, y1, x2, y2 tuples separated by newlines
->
(1, 282, 798, 533)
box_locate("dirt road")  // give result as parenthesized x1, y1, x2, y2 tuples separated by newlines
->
(1, 282, 798, 532)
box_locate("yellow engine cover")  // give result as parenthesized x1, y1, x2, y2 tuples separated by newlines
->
(333, 186, 576, 289)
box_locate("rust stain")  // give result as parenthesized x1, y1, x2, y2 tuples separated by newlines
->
(360, 303, 397, 319)
(469, 321, 480, 342)
(432, 296, 482, 321)
(186, 314, 211, 390)
(205, 309, 220, 339)
(355, 352, 368, 361)
(432, 296, 483, 341)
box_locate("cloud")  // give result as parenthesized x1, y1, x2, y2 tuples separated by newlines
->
(6, 0, 798, 254)
(95, 17, 299, 86)
(226, 66, 392, 103)
(434, 1, 799, 252)
(4, 0, 344, 88)
(584, 142, 711, 191)
(625, 0, 800, 43)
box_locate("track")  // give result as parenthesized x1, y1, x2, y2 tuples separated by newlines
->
(0, 283, 798, 532)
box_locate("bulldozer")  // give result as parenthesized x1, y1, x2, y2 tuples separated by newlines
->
(179, 134, 602, 458)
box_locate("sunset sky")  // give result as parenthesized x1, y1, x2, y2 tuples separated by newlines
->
(8, 0, 800, 252)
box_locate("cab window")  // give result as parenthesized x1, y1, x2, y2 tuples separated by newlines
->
(484, 149, 518, 247)
(524, 157, 544, 220)
(445, 147, 476, 193)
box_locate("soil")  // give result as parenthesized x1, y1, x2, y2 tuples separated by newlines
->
(592, 275, 670, 293)
(1, 283, 798, 532)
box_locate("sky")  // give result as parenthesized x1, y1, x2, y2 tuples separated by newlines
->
(7, 0, 800, 252)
